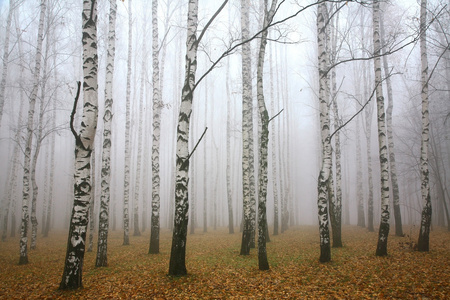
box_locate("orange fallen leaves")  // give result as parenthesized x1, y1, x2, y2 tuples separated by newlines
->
(0, 225, 449, 299)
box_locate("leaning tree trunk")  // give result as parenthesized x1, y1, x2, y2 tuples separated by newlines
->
(316, 1, 331, 263)
(255, 0, 277, 271)
(380, 11, 403, 237)
(59, 0, 98, 289)
(19, 0, 46, 265)
(240, 0, 253, 256)
(96, 0, 117, 267)
(418, 0, 432, 252)
(373, 0, 391, 257)
(168, 0, 199, 277)
(149, 0, 162, 254)
(122, 0, 132, 246)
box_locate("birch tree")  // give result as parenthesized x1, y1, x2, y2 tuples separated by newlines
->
(19, 0, 46, 265)
(133, 15, 147, 237)
(316, 0, 332, 263)
(255, 0, 277, 271)
(168, 0, 200, 277)
(122, 0, 132, 246)
(240, 0, 253, 256)
(59, 0, 98, 289)
(380, 9, 403, 237)
(168, 0, 228, 276)
(0, 0, 15, 129)
(96, 0, 117, 267)
(149, 0, 163, 254)
(30, 24, 52, 250)
(418, 0, 432, 252)
(373, 0, 391, 257)
(329, 4, 342, 247)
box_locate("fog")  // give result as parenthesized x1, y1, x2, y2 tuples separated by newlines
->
(0, 0, 449, 243)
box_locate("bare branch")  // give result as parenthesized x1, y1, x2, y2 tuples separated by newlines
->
(269, 108, 284, 123)
(70, 81, 81, 142)
(197, 1, 228, 46)
(181, 127, 208, 170)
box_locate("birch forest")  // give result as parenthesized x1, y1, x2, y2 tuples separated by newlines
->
(0, 0, 449, 298)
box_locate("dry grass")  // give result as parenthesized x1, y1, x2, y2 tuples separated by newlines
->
(0, 225, 449, 299)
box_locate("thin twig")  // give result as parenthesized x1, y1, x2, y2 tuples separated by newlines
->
(269, 108, 284, 123)
(187, 127, 208, 161)
(180, 127, 208, 170)
(197, 1, 228, 46)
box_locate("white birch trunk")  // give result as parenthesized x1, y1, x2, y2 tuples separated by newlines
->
(256, 0, 277, 271)
(225, 24, 234, 234)
(0, 0, 14, 128)
(168, 0, 199, 276)
(2, 76, 25, 242)
(59, 0, 98, 289)
(133, 31, 146, 237)
(19, 0, 46, 265)
(373, 0, 391, 256)
(380, 11, 403, 237)
(30, 29, 51, 250)
(122, 0, 132, 246)
(269, 41, 279, 236)
(88, 148, 96, 253)
(240, 0, 253, 255)
(317, 1, 331, 262)
(96, 0, 117, 267)
(418, 0, 432, 251)
(149, 0, 162, 254)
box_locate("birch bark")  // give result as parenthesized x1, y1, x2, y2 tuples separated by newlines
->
(96, 0, 117, 267)
(0, 0, 14, 128)
(168, 0, 199, 276)
(123, 0, 132, 245)
(149, 0, 162, 254)
(317, 1, 332, 262)
(380, 11, 403, 237)
(418, 0, 432, 251)
(59, 0, 98, 289)
(19, 0, 46, 265)
(373, 0, 391, 256)
(256, 0, 277, 271)
(240, 0, 253, 255)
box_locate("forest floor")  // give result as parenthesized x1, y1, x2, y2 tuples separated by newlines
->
(0, 225, 449, 299)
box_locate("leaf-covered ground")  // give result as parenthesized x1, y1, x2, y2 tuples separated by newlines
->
(0, 225, 449, 299)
